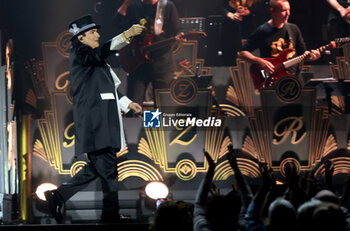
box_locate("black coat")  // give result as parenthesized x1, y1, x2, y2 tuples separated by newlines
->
(69, 36, 129, 156)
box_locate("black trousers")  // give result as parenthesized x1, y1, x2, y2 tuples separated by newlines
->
(57, 147, 119, 221)
(127, 63, 174, 106)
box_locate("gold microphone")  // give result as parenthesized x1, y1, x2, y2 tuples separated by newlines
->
(140, 18, 147, 26)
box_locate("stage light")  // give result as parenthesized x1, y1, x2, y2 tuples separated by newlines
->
(145, 181, 169, 200)
(35, 183, 57, 201)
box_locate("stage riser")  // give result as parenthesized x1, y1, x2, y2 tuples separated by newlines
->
(0, 224, 149, 231)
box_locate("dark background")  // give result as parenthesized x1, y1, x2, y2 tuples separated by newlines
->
(0, 0, 330, 63)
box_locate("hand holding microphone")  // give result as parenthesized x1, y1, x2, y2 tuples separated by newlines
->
(123, 24, 145, 42)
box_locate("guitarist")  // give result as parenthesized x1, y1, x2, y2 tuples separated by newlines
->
(238, 0, 320, 89)
(114, 0, 181, 107)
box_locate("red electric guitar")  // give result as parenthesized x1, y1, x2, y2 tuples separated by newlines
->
(118, 31, 206, 73)
(250, 37, 350, 90)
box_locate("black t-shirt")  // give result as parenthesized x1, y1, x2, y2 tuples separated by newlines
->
(241, 22, 307, 58)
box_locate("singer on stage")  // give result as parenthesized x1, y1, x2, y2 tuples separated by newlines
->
(44, 15, 143, 223)
(114, 0, 181, 107)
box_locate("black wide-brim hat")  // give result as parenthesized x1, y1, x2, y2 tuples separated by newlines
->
(68, 15, 101, 40)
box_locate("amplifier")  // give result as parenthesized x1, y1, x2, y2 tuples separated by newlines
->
(205, 15, 224, 66)
(179, 17, 206, 33)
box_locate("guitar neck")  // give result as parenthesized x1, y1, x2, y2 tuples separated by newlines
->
(144, 37, 176, 52)
(283, 53, 307, 69)
(335, 37, 350, 44)
(283, 42, 335, 69)
(143, 31, 206, 52)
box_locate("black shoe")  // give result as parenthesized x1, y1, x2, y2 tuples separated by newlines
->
(44, 190, 64, 223)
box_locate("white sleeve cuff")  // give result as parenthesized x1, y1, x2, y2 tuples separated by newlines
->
(110, 34, 130, 51)
(119, 96, 132, 113)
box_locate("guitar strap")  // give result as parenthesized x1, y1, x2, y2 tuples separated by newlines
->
(154, 0, 167, 35)
(284, 22, 301, 75)
(284, 23, 295, 49)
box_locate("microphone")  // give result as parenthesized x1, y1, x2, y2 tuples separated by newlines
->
(140, 18, 147, 26)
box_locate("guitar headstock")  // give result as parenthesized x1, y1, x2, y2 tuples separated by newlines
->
(334, 37, 350, 47)
(322, 37, 350, 52)
(183, 31, 207, 40)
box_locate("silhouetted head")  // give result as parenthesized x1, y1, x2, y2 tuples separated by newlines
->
(152, 200, 192, 231)
(314, 189, 340, 205)
(312, 202, 346, 231)
(268, 197, 296, 231)
(207, 191, 242, 231)
(297, 199, 322, 231)
(176, 201, 194, 231)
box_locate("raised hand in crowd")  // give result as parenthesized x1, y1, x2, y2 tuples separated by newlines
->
(285, 162, 299, 187)
(227, 145, 253, 230)
(204, 150, 215, 180)
(301, 170, 320, 199)
(245, 162, 273, 231)
(324, 159, 336, 193)
(227, 144, 245, 190)
(194, 149, 242, 231)
(255, 162, 274, 203)
(260, 165, 280, 222)
(209, 182, 221, 197)
(283, 162, 308, 209)
(340, 174, 350, 207)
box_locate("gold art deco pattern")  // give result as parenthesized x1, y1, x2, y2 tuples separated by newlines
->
(32, 31, 350, 183)
(140, 108, 227, 181)
(31, 31, 245, 183)
(33, 32, 165, 182)
(314, 157, 350, 177)
(330, 42, 350, 79)
(222, 59, 255, 116)
(222, 59, 349, 176)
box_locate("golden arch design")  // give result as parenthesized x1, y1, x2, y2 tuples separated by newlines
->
(315, 157, 350, 177)
(118, 160, 163, 182)
(280, 158, 301, 177)
(213, 159, 260, 180)
(33, 139, 47, 161)
(219, 104, 246, 117)
(70, 161, 87, 177)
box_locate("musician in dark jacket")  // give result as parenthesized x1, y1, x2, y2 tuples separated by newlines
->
(44, 15, 143, 223)
(114, 0, 180, 106)
(238, 0, 320, 84)
(326, 0, 350, 62)
(220, 0, 258, 66)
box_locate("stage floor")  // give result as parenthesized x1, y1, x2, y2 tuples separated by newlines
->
(0, 223, 150, 231)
